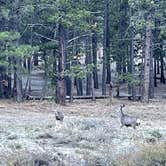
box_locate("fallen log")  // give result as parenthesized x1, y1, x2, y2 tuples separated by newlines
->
(26, 94, 141, 100)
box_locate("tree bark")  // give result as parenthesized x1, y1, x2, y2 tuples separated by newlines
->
(92, 32, 99, 89)
(149, 54, 154, 98)
(157, 60, 160, 74)
(76, 77, 83, 96)
(33, 54, 38, 66)
(102, 0, 110, 95)
(154, 58, 157, 87)
(130, 32, 136, 100)
(160, 44, 165, 84)
(70, 76, 74, 102)
(153, 17, 160, 87)
(65, 30, 71, 97)
(12, 0, 23, 102)
(142, 14, 153, 102)
(15, 57, 23, 102)
(56, 24, 67, 105)
(86, 37, 92, 95)
(7, 57, 12, 97)
(0, 67, 6, 98)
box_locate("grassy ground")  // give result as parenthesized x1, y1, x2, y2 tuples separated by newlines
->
(0, 99, 165, 165)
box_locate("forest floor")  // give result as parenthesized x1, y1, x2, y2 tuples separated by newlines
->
(0, 99, 165, 165)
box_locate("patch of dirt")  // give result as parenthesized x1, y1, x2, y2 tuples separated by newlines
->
(0, 99, 165, 165)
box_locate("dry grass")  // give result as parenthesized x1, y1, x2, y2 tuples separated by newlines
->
(0, 99, 165, 165)
(114, 143, 166, 166)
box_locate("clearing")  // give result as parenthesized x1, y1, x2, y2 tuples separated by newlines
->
(0, 99, 165, 165)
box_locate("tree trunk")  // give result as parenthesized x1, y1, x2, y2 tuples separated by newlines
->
(157, 60, 160, 74)
(28, 57, 31, 93)
(153, 17, 160, 87)
(92, 32, 99, 89)
(149, 36, 154, 98)
(41, 50, 48, 100)
(102, 0, 110, 95)
(33, 54, 38, 66)
(66, 76, 71, 96)
(7, 58, 12, 98)
(142, 14, 153, 102)
(12, 0, 23, 102)
(127, 43, 132, 95)
(160, 46, 165, 84)
(56, 24, 67, 105)
(70, 76, 74, 102)
(15, 57, 23, 102)
(149, 56, 154, 98)
(0, 67, 6, 98)
(53, 50, 58, 103)
(154, 58, 157, 87)
(76, 77, 83, 96)
(130, 32, 136, 100)
(106, 63, 111, 84)
(65, 30, 71, 97)
(92, 75, 95, 101)
(86, 37, 92, 95)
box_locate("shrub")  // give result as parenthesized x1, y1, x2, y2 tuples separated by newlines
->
(149, 129, 162, 140)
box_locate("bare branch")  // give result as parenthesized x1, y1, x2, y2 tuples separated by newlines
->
(68, 33, 94, 43)
(34, 32, 57, 42)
